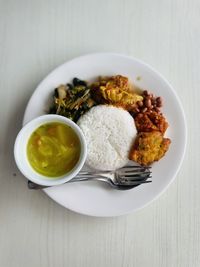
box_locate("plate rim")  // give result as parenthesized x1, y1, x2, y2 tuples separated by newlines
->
(23, 52, 187, 217)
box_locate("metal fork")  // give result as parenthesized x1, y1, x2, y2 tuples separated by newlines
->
(73, 166, 152, 190)
(28, 166, 152, 190)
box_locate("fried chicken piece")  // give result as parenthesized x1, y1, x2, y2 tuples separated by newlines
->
(129, 131, 171, 166)
(134, 111, 168, 134)
(91, 75, 143, 109)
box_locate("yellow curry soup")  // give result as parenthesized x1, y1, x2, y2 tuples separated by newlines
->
(27, 122, 81, 177)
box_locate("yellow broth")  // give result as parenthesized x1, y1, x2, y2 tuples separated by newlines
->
(27, 122, 81, 177)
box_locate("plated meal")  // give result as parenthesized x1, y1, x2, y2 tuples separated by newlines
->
(15, 74, 171, 187)
(49, 75, 171, 172)
(17, 53, 186, 216)
(16, 75, 171, 185)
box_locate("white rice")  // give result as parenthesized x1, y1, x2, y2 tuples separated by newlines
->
(77, 105, 137, 171)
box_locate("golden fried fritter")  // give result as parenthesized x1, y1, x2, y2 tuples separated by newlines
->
(129, 131, 171, 166)
(91, 75, 143, 109)
(102, 75, 130, 91)
(134, 111, 168, 134)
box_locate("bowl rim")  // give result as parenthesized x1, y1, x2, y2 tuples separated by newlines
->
(14, 114, 87, 186)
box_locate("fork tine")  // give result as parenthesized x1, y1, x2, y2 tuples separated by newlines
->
(121, 169, 150, 174)
(119, 178, 152, 184)
(119, 175, 152, 183)
(121, 171, 150, 175)
(120, 172, 151, 178)
(118, 180, 152, 186)
(122, 171, 151, 176)
(120, 165, 151, 169)
(118, 176, 152, 184)
(121, 168, 151, 174)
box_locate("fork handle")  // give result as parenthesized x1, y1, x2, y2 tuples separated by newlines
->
(28, 175, 102, 190)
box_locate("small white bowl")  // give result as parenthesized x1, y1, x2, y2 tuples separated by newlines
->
(14, 114, 87, 186)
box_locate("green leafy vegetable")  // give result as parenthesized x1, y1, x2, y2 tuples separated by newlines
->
(49, 78, 96, 122)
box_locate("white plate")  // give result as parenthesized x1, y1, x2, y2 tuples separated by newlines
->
(23, 53, 187, 217)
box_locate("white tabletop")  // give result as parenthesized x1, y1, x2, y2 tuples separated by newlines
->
(0, 0, 198, 266)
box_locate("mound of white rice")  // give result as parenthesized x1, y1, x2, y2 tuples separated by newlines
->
(78, 105, 137, 171)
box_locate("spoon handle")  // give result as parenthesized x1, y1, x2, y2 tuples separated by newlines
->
(28, 176, 101, 190)
(28, 181, 48, 190)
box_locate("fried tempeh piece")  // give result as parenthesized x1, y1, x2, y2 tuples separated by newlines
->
(129, 131, 171, 166)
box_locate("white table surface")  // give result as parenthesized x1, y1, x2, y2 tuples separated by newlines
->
(0, 0, 199, 266)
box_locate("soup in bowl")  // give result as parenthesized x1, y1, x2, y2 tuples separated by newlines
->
(14, 115, 87, 186)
